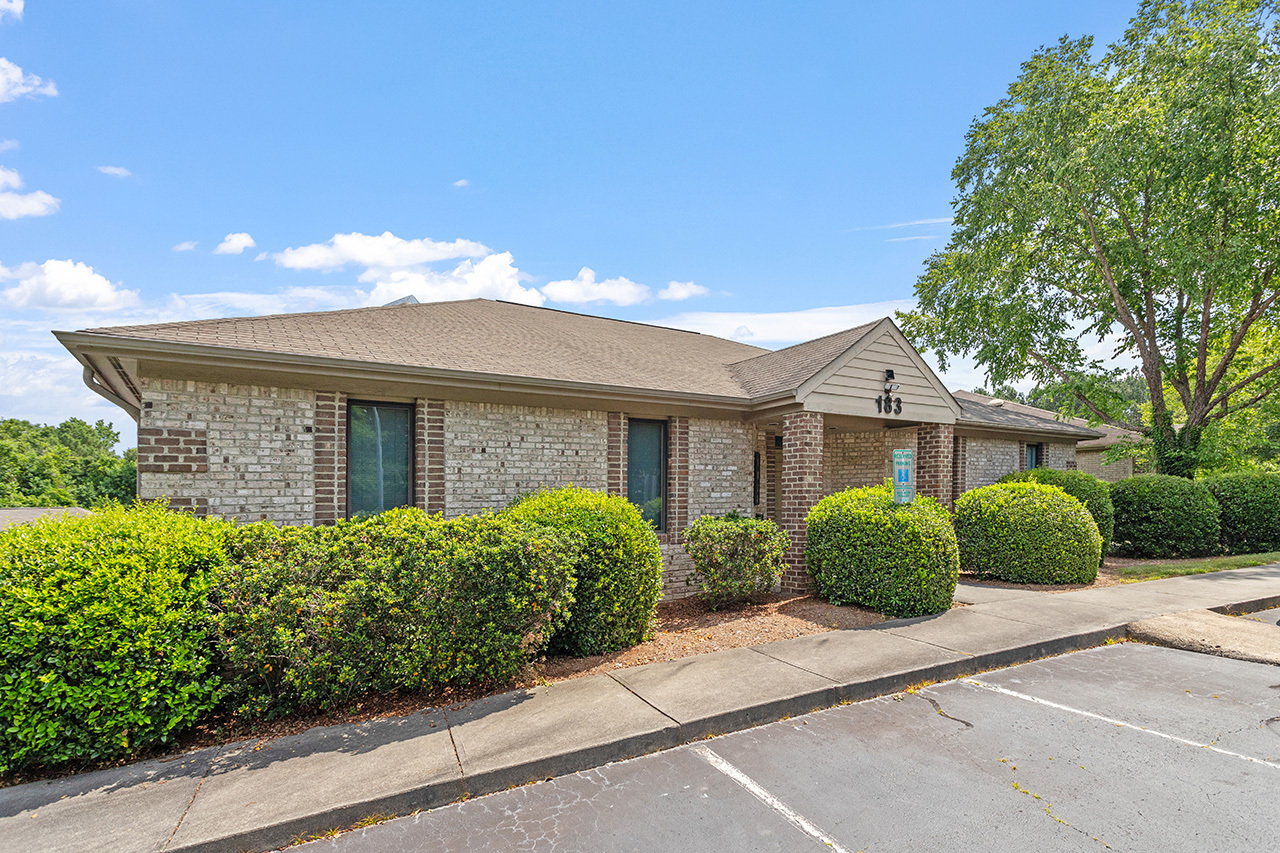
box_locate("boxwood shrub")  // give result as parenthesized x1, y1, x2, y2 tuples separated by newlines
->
(1110, 474, 1220, 558)
(682, 513, 790, 609)
(805, 484, 958, 618)
(1203, 472, 1280, 555)
(507, 486, 662, 655)
(954, 482, 1101, 584)
(999, 468, 1114, 559)
(211, 509, 577, 718)
(0, 502, 229, 772)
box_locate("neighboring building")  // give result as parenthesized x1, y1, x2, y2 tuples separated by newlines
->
(1074, 424, 1143, 483)
(56, 299, 1100, 597)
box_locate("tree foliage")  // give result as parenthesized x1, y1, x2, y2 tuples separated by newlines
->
(901, 0, 1280, 476)
(0, 418, 136, 507)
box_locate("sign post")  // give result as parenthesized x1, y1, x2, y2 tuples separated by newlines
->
(892, 449, 914, 504)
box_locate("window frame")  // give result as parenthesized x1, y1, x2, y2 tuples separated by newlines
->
(626, 417, 668, 532)
(1026, 442, 1042, 470)
(345, 399, 416, 519)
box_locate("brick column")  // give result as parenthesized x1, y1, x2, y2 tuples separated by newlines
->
(314, 392, 346, 523)
(607, 412, 627, 497)
(415, 399, 446, 514)
(951, 435, 967, 500)
(666, 416, 689, 537)
(780, 411, 824, 594)
(917, 423, 954, 506)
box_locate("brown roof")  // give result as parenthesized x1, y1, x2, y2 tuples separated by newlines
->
(730, 322, 879, 398)
(952, 390, 1102, 439)
(81, 299, 770, 399)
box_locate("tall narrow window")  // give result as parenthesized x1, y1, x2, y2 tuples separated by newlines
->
(1026, 443, 1041, 469)
(348, 401, 413, 517)
(627, 419, 666, 530)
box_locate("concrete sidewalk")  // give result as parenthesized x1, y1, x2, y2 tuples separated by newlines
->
(6, 565, 1280, 853)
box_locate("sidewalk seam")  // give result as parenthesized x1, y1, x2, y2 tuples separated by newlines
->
(605, 672, 682, 729)
(161, 745, 222, 851)
(441, 708, 465, 783)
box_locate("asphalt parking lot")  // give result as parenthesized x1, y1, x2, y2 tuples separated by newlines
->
(303, 642, 1280, 852)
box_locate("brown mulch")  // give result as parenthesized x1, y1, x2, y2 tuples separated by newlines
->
(1, 593, 883, 788)
(958, 560, 1151, 594)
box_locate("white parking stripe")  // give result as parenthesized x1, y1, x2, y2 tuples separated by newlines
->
(964, 679, 1280, 771)
(691, 744, 855, 853)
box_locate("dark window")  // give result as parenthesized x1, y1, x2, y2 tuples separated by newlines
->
(627, 419, 666, 530)
(1026, 443, 1041, 469)
(753, 451, 761, 506)
(347, 401, 413, 517)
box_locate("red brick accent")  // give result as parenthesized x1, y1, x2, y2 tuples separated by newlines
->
(424, 399, 445, 514)
(779, 411, 824, 593)
(314, 392, 346, 524)
(136, 427, 208, 475)
(607, 412, 628, 496)
(951, 435, 967, 500)
(167, 497, 209, 518)
(660, 416, 689, 543)
(1018, 440, 1028, 471)
(917, 423, 954, 506)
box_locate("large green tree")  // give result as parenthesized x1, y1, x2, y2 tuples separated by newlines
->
(901, 0, 1280, 476)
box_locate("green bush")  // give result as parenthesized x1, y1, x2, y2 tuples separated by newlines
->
(0, 502, 228, 772)
(954, 482, 1102, 584)
(1203, 472, 1280, 554)
(212, 509, 577, 718)
(999, 468, 1114, 559)
(805, 484, 958, 618)
(682, 513, 790, 608)
(507, 486, 662, 655)
(1111, 474, 1220, 558)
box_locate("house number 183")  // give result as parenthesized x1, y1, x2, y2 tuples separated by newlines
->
(876, 396, 903, 415)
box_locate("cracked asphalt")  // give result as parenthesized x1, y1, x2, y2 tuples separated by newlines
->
(301, 643, 1280, 852)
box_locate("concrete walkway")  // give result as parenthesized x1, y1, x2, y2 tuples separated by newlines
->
(6, 565, 1280, 853)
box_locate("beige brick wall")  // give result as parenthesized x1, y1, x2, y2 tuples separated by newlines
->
(1078, 448, 1133, 482)
(962, 436, 1021, 493)
(1044, 440, 1077, 470)
(442, 400, 609, 516)
(823, 428, 917, 495)
(687, 418, 755, 520)
(137, 378, 316, 523)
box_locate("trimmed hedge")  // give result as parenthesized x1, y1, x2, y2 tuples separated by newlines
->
(806, 484, 958, 618)
(213, 509, 577, 718)
(954, 482, 1101, 584)
(506, 486, 662, 655)
(1204, 472, 1280, 555)
(0, 502, 229, 772)
(999, 468, 1114, 559)
(682, 513, 790, 609)
(1111, 474, 1220, 558)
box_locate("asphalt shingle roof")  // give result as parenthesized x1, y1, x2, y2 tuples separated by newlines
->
(729, 322, 880, 398)
(952, 390, 1102, 439)
(82, 299, 770, 399)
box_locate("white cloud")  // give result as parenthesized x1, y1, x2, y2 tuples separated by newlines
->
(452, 179, 470, 187)
(885, 235, 937, 242)
(542, 267, 651, 306)
(1, 259, 139, 311)
(0, 57, 57, 103)
(659, 300, 918, 346)
(275, 231, 489, 272)
(852, 216, 953, 231)
(172, 240, 198, 252)
(97, 165, 131, 178)
(254, 251, 267, 261)
(164, 285, 358, 318)
(0, 1, 23, 23)
(364, 252, 545, 307)
(657, 280, 708, 301)
(0, 166, 59, 219)
(0, 139, 17, 152)
(214, 232, 256, 255)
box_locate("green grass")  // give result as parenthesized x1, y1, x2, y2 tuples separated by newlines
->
(1110, 552, 1280, 582)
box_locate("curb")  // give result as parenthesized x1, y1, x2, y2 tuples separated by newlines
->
(169, 623, 1129, 853)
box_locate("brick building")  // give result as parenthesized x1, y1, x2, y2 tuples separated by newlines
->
(56, 299, 1099, 597)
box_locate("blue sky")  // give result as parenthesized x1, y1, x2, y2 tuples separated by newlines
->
(0, 1, 1136, 446)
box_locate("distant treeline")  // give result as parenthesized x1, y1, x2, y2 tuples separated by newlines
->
(0, 418, 136, 508)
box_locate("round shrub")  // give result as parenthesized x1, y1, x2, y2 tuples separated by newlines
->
(506, 486, 662, 655)
(954, 482, 1102, 584)
(999, 468, 1114, 559)
(0, 501, 229, 773)
(1203, 472, 1280, 555)
(1111, 474, 1220, 558)
(682, 513, 790, 609)
(805, 484, 958, 618)
(213, 509, 577, 718)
